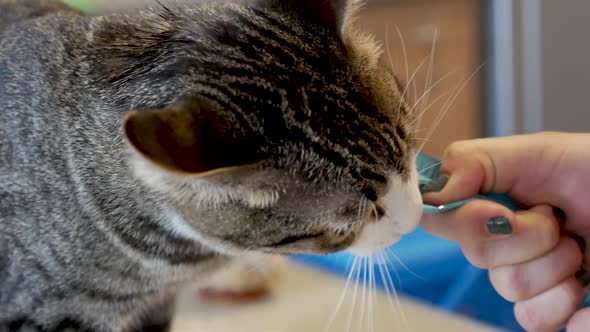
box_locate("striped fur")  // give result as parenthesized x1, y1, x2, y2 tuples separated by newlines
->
(0, 0, 420, 331)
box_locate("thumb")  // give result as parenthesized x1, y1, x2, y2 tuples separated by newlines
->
(423, 132, 569, 208)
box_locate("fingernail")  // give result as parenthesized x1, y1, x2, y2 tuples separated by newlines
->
(486, 217, 513, 235)
(420, 175, 449, 193)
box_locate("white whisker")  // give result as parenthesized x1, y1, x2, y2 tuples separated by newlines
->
(324, 256, 359, 332)
(420, 80, 463, 147)
(386, 247, 425, 281)
(357, 197, 366, 224)
(409, 87, 455, 127)
(410, 127, 432, 134)
(417, 27, 440, 130)
(381, 253, 412, 332)
(406, 70, 456, 125)
(369, 255, 376, 332)
(419, 62, 487, 152)
(345, 256, 362, 332)
(384, 254, 404, 289)
(376, 253, 401, 330)
(357, 257, 368, 332)
(409, 137, 430, 143)
(394, 56, 431, 123)
(400, 55, 430, 100)
(384, 24, 396, 74)
(418, 161, 442, 175)
(343, 253, 354, 272)
(394, 25, 411, 101)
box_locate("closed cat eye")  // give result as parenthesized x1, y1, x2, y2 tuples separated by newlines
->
(269, 233, 324, 247)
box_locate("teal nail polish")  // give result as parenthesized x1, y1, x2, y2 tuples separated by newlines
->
(486, 217, 513, 235)
(419, 175, 449, 193)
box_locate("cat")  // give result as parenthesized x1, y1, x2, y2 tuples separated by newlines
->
(0, 0, 423, 331)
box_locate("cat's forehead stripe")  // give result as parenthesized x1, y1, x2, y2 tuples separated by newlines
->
(93, 5, 410, 181)
(182, 8, 409, 181)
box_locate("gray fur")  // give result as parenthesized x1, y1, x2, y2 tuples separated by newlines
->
(0, 0, 415, 331)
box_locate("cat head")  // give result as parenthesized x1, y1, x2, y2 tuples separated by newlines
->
(122, 0, 422, 257)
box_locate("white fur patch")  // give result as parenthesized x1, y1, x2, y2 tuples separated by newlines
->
(347, 159, 423, 256)
(239, 188, 280, 209)
(164, 209, 243, 256)
(340, 0, 366, 37)
(129, 153, 242, 207)
(164, 209, 204, 243)
(130, 151, 280, 210)
(129, 153, 175, 193)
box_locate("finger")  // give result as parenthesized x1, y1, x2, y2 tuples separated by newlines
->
(422, 203, 560, 269)
(567, 308, 590, 332)
(490, 237, 583, 302)
(514, 277, 583, 332)
(422, 132, 570, 208)
(421, 199, 514, 242)
(461, 205, 560, 268)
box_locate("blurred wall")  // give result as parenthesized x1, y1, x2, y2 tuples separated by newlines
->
(541, 0, 590, 132)
(488, 0, 590, 135)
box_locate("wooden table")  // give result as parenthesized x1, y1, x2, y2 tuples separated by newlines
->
(172, 261, 505, 332)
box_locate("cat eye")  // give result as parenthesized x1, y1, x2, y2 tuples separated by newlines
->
(270, 233, 324, 247)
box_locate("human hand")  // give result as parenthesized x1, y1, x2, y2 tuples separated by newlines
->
(420, 132, 590, 331)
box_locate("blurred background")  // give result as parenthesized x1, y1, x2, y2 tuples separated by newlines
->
(64, 0, 590, 331)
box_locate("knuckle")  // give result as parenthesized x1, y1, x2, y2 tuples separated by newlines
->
(444, 140, 474, 159)
(561, 279, 584, 313)
(515, 279, 583, 332)
(566, 308, 590, 332)
(537, 131, 563, 141)
(525, 207, 561, 253)
(462, 243, 490, 269)
(490, 266, 530, 302)
(535, 216, 560, 252)
(515, 302, 546, 331)
(561, 237, 584, 268)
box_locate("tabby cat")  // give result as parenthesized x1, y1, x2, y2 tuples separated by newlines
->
(0, 0, 423, 331)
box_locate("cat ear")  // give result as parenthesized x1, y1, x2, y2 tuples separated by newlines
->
(123, 99, 256, 176)
(264, 0, 361, 37)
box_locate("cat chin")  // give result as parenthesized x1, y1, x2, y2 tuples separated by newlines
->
(347, 226, 402, 257)
(346, 161, 423, 257)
